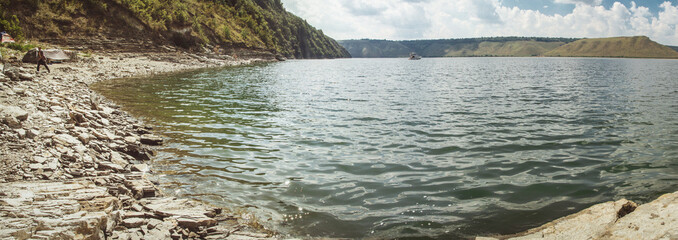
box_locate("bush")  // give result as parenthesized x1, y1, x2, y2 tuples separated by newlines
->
(0, 14, 23, 42)
(3, 42, 36, 52)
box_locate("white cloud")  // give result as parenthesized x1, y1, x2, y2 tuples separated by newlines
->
(281, 0, 678, 45)
(553, 0, 603, 6)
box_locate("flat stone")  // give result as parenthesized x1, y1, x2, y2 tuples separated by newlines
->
(123, 211, 146, 219)
(104, 129, 118, 140)
(124, 179, 156, 199)
(505, 199, 632, 239)
(122, 217, 147, 228)
(98, 162, 125, 172)
(603, 192, 678, 239)
(140, 197, 219, 222)
(483, 192, 678, 240)
(0, 181, 120, 239)
(124, 136, 137, 144)
(47, 159, 59, 170)
(2, 116, 21, 128)
(100, 118, 110, 126)
(78, 132, 91, 144)
(18, 72, 34, 81)
(0, 105, 29, 121)
(140, 134, 163, 146)
(33, 156, 47, 164)
(49, 117, 63, 124)
(15, 129, 26, 139)
(177, 216, 217, 230)
(91, 130, 108, 140)
(53, 134, 80, 147)
(131, 164, 149, 173)
(29, 163, 44, 170)
(27, 129, 40, 138)
(110, 151, 128, 167)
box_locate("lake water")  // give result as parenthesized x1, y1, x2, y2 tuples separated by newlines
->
(93, 58, 678, 239)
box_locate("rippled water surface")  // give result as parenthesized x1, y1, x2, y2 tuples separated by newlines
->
(94, 58, 678, 238)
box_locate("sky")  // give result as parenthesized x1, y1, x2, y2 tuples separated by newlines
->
(280, 0, 678, 45)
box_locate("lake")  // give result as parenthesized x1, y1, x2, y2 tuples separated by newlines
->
(93, 58, 678, 239)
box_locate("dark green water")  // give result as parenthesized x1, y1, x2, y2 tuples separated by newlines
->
(93, 58, 678, 239)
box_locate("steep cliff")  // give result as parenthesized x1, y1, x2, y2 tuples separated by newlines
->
(0, 0, 349, 58)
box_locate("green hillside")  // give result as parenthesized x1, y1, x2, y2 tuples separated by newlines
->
(0, 0, 349, 58)
(544, 36, 678, 58)
(339, 37, 579, 58)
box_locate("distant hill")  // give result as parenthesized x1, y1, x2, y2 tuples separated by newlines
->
(0, 0, 349, 58)
(544, 36, 678, 58)
(338, 37, 579, 58)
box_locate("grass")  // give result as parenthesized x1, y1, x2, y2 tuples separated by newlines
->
(2, 42, 37, 52)
(442, 41, 566, 57)
(544, 36, 678, 58)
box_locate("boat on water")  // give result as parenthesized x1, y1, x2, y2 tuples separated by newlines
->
(409, 52, 422, 60)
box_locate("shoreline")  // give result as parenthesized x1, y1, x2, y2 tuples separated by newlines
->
(0, 49, 278, 239)
(2, 47, 677, 240)
(478, 191, 678, 239)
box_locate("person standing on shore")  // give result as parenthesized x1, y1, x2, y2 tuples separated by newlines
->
(36, 47, 50, 73)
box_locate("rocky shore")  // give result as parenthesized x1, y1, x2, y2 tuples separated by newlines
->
(0, 49, 277, 239)
(478, 191, 678, 239)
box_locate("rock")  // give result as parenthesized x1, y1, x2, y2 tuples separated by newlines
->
(124, 144, 153, 161)
(70, 111, 87, 124)
(603, 192, 678, 239)
(0, 181, 121, 240)
(131, 164, 149, 173)
(29, 163, 44, 170)
(0, 105, 29, 121)
(140, 198, 219, 224)
(92, 129, 108, 140)
(27, 129, 40, 138)
(98, 162, 125, 172)
(18, 73, 33, 81)
(2, 116, 21, 128)
(502, 199, 633, 239)
(486, 193, 678, 240)
(123, 218, 147, 228)
(33, 156, 47, 164)
(4, 68, 19, 81)
(78, 132, 91, 144)
(124, 136, 137, 144)
(100, 118, 110, 126)
(13, 87, 25, 95)
(104, 129, 118, 140)
(15, 129, 26, 139)
(140, 134, 163, 146)
(123, 211, 146, 219)
(47, 159, 59, 170)
(133, 125, 152, 135)
(124, 178, 156, 199)
(177, 217, 217, 230)
(144, 220, 174, 239)
(53, 134, 81, 147)
(110, 151, 128, 167)
(50, 117, 63, 124)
